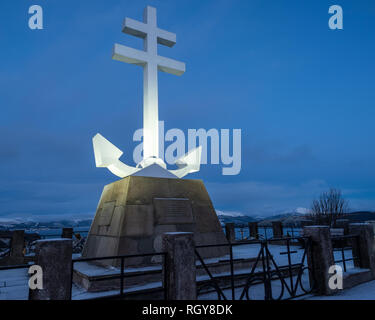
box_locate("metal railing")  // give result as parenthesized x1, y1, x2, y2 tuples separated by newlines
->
(222, 225, 303, 241)
(38, 231, 89, 240)
(70, 251, 167, 300)
(257, 226, 273, 240)
(0, 229, 90, 257)
(283, 226, 302, 238)
(195, 236, 314, 300)
(0, 236, 12, 258)
(0, 249, 10, 258)
(0, 263, 32, 271)
(331, 234, 360, 272)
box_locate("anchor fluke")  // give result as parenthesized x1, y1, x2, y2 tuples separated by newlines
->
(170, 146, 202, 178)
(93, 133, 140, 178)
(93, 133, 123, 167)
(93, 133, 202, 179)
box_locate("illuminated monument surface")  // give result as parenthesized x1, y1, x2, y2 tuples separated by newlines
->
(92, 5, 200, 179)
(82, 6, 227, 266)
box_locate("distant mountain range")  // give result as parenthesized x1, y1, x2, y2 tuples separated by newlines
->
(217, 210, 375, 227)
(1, 211, 375, 230)
(0, 219, 92, 230)
(217, 214, 257, 226)
(342, 211, 375, 222)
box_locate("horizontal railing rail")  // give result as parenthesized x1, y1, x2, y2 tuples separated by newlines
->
(331, 234, 360, 272)
(195, 236, 313, 300)
(70, 251, 167, 300)
(196, 235, 310, 249)
(0, 263, 32, 271)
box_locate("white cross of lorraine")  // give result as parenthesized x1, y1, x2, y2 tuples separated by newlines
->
(112, 5, 185, 164)
(93, 6, 201, 179)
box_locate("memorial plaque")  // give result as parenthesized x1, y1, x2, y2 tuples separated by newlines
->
(98, 201, 115, 226)
(153, 198, 194, 225)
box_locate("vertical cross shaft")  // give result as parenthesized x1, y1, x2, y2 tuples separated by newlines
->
(143, 7, 159, 160)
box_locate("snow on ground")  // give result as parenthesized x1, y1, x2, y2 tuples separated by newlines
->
(308, 280, 375, 300)
(0, 268, 29, 300)
(198, 273, 312, 300)
(74, 261, 161, 277)
(0, 243, 371, 300)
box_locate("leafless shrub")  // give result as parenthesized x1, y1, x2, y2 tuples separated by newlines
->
(308, 188, 349, 227)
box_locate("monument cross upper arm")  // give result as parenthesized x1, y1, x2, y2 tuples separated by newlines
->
(112, 43, 185, 75)
(122, 17, 177, 48)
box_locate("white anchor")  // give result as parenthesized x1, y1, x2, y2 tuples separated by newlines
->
(93, 6, 202, 179)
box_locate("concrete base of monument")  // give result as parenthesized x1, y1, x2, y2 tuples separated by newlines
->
(82, 176, 228, 267)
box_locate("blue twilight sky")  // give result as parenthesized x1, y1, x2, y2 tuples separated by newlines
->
(0, 0, 375, 220)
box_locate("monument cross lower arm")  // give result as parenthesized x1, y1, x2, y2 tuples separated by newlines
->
(93, 6, 201, 179)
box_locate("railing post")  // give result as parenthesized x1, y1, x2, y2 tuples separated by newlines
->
(348, 223, 375, 278)
(303, 226, 336, 295)
(29, 239, 73, 300)
(120, 257, 124, 296)
(335, 219, 350, 235)
(225, 223, 236, 243)
(229, 244, 235, 300)
(262, 241, 272, 300)
(365, 220, 375, 235)
(162, 232, 196, 300)
(10, 230, 25, 264)
(272, 221, 283, 238)
(248, 222, 259, 239)
(61, 228, 73, 239)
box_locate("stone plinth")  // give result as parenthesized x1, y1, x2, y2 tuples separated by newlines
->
(163, 232, 196, 300)
(303, 226, 336, 295)
(62, 228, 73, 239)
(225, 223, 235, 243)
(248, 222, 258, 239)
(82, 176, 227, 266)
(272, 221, 283, 238)
(9, 230, 25, 265)
(29, 239, 72, 300)
(0, 230, 26, 266)
(365, 220, 375, 235)
(349, 223, 375, 278)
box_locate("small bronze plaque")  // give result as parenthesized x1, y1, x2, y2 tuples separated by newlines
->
(153, 198, 194, 225)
